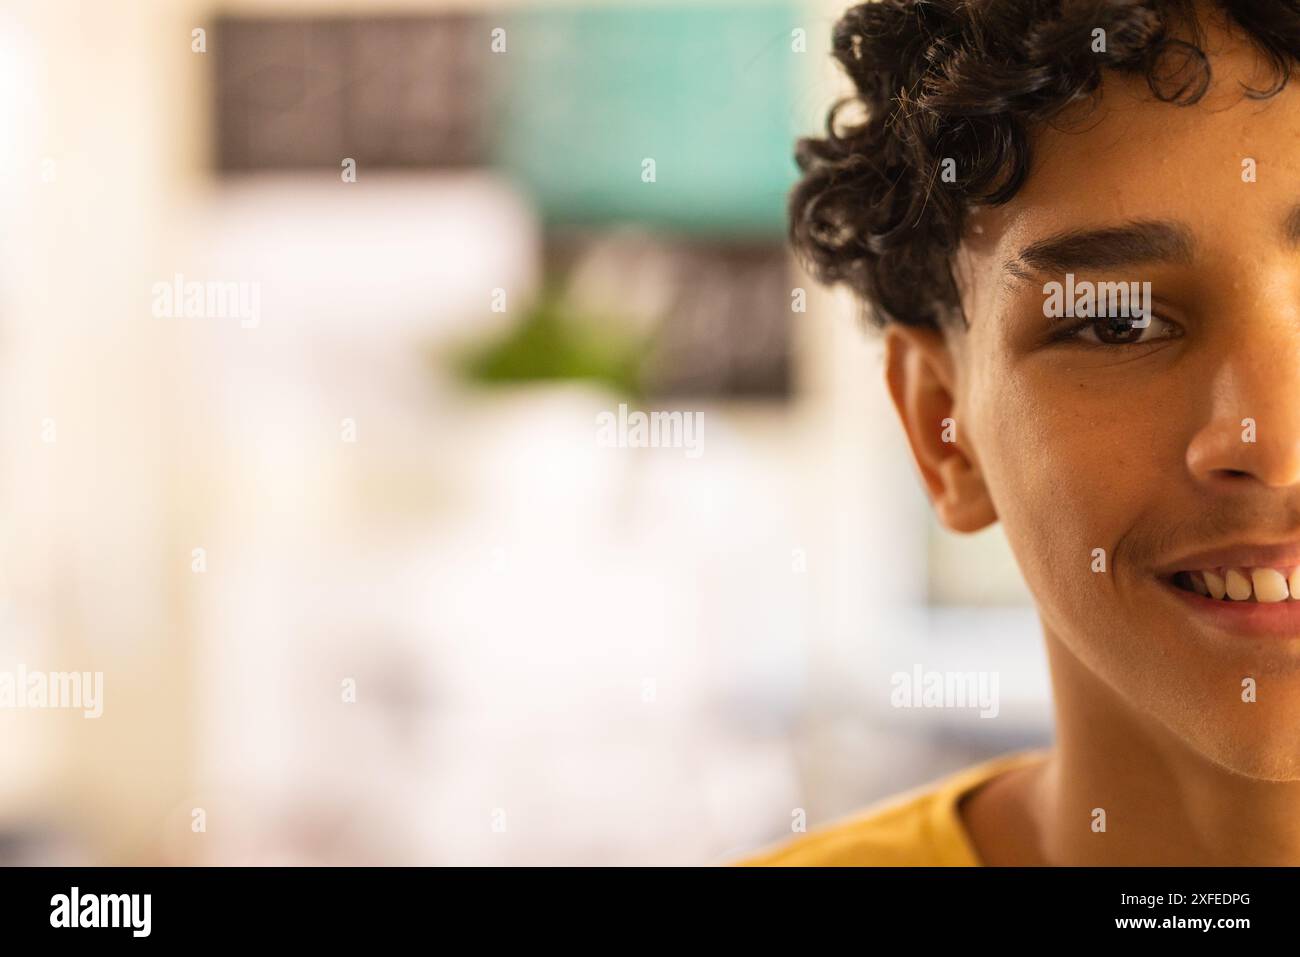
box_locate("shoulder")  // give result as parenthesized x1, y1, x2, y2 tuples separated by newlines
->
(728, 749, 1050, 867)
(733, 790, 951, 866)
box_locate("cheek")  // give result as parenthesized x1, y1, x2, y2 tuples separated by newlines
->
(970, 372, 1160, 624)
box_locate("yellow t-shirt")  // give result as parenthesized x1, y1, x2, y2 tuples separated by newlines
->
(732, 748, 1051, 866)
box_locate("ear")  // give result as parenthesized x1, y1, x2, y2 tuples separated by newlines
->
(882, 323, 997, 533)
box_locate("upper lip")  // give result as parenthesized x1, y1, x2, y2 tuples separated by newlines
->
(1157, 541, 1300, 576)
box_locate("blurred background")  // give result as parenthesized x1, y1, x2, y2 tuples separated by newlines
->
(0, 0, 1049, 866)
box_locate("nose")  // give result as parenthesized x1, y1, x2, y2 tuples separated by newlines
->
(1186, 313, 1300, 489)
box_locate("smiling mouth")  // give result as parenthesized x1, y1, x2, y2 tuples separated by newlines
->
(1169, 566, 1300, 603)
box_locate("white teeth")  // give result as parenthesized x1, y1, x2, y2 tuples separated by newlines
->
(1203, 569, 1227, 600)
(1253, 567, 1290, 603)
(1225, 568, 1253, 601)
(1182, 566, 1300, 602)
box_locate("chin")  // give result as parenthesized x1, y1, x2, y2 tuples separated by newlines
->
(1168, 705, 1300, 782)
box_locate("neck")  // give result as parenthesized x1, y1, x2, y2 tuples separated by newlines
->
(1034, 628, 1300, 865)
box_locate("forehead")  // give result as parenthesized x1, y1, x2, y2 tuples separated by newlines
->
(955, 21, 1300, 312)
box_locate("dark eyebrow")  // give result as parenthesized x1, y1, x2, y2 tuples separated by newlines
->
(1004, 220, 1196, 280)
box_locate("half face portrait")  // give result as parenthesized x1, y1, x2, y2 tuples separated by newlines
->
(733, 0, 1300, 870)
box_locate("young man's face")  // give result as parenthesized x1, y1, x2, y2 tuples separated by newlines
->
(893, 17, 1300, 780)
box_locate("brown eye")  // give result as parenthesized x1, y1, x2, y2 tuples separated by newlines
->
(1094, 317, 1143, 345)
(1070, 314, 1180, 347)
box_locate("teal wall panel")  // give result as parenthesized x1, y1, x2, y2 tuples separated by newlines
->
(492, 4, 802, 235)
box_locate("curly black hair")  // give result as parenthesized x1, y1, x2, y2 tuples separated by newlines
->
(792, 0, 1300, 332)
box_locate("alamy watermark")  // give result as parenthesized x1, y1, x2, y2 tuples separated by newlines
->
(50, 887, 150, 937)
(890, 665, 999, 718)
(596, 403, 703, 458)
(152, 272, 261, 329)
(0, 665, 103, 718)
(1043, 272, 1152, 327)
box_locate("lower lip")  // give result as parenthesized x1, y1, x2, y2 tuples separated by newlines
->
(1161, 577, 1300, 638)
